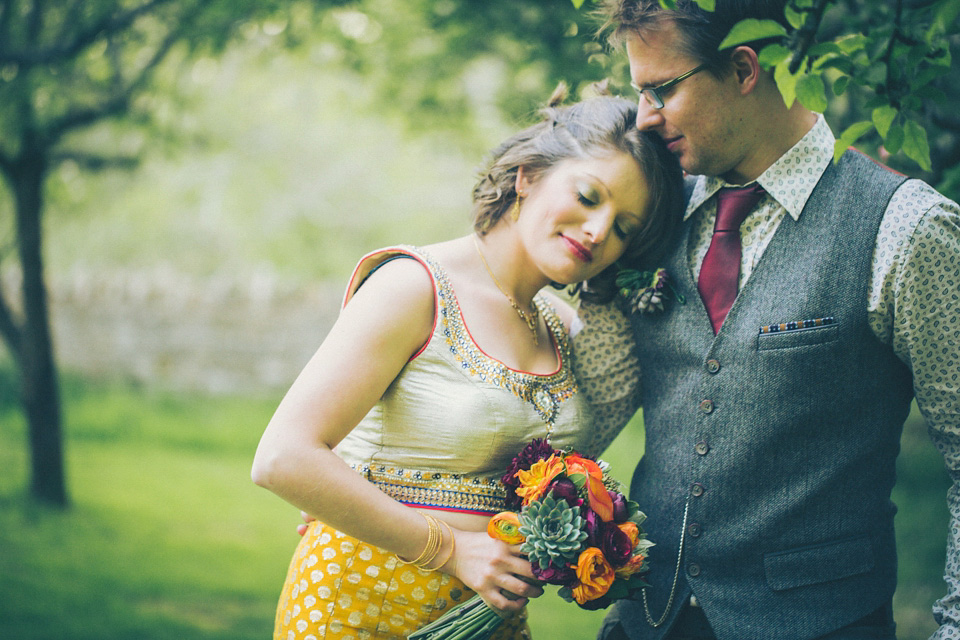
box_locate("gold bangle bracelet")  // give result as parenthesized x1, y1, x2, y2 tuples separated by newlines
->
(428, 520, 456, 571)
(398, 513, 440, 566)
(416, 515, 443, 568)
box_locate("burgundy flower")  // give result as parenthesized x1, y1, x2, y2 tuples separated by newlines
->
(547, 478, 582, 508)
(610, 491, 629, 523)
(601, 523, 634, 568)
(502, 438, 558, 509)
(583, 508, 601, 548)
(532, 561, 577, 586)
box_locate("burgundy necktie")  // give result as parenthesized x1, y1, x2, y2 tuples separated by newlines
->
(697, 184, 766, 334)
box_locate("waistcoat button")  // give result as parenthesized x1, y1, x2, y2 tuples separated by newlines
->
(705, 359, 721, 374)
(695, 441, 710, 456)
(687, 523, 702, 537)
(699, 399, 714, 414)
(691, 483, 705, 497)
(687, 563, 701, 577)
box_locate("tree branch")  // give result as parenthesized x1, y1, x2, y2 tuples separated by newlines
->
(26, 0, 47, 46)
(51, 151, 139, 171)
(788, 0, 834, 74)
(0, 0, 177, 67)
(43, 94, 131, 146)
(882, 0, 905, 108)
(40, 3, 201, 145)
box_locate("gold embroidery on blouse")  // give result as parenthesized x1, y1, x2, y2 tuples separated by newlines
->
(411, 247, 578, 427)
(353, 464, 507, 515)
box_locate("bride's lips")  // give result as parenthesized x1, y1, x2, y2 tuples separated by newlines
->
(562, 235, 593, 262)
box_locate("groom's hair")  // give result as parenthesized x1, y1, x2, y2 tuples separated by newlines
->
(597, 0, 790, 77)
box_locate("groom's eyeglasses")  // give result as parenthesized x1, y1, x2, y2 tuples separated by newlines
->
(631, 63, 709, 109)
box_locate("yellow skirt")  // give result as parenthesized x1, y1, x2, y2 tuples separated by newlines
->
(274, 521, 531, 640)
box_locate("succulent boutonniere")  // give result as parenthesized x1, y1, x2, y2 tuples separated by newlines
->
(615, 266, 685, 315)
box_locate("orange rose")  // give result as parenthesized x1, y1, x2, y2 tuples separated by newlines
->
(565, 454, 614, 522)
(515, 455, 565, 506)
(487, 512, 525, 545)
(617, 522, 640, 547)
(615, 552, 647, 578)
(571, 547, 615, 604)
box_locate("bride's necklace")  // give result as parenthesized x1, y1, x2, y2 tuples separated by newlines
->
(473, 235, 540, 346)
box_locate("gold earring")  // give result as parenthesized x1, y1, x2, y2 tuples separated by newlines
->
(511, 193, 525, 221)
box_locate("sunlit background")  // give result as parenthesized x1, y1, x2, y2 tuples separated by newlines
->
(1, 2, 958, 638)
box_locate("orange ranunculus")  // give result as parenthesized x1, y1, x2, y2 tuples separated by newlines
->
(565, 454, 614, 522)
(617, 522, 640, 547)
(571, 547, 616, 604)
(615, 552, 647, 578)
(487, 512, 525, 545)
(515, 455, 565, 506)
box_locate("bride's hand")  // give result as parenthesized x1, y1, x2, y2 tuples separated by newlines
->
(297, 510, 316, 536)
(442, 529, 544, 616)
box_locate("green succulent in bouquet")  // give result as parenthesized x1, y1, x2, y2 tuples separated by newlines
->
(518, 494, 588, 569)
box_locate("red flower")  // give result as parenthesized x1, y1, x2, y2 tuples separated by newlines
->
(601, 523, 634, 568)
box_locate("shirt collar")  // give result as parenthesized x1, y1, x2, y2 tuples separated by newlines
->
(684, 113, 835, 222)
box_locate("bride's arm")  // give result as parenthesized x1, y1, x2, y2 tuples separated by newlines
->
(252, 259, 539, 612)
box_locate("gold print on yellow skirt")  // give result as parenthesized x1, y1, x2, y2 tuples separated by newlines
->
(274, 521, 530, 640)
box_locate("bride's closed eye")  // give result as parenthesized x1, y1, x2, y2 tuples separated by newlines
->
(576, 183, 600, 207)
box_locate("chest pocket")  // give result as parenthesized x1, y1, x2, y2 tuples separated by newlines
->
(757, 321, 839, 351)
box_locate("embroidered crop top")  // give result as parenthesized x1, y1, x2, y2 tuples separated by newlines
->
(333, 245, 594, 515)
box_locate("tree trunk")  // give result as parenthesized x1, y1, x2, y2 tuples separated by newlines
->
(12, 149, 68, 508)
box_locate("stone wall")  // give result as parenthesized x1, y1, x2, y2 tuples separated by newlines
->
(41, 268, 343, 394)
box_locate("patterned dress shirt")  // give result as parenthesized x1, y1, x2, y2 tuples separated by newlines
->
(572, 114, 960, 638)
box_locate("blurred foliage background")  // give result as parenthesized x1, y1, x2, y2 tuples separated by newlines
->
(0, 0, 958, 638)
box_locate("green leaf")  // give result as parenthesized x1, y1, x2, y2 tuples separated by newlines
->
(571, 0, 586, 8)
(872, 105, 898, 139)
(773, 59, 799, 108)
(606, 579, 630, 600)
(758, 43, 790, 68)
(901, 95, 923, 111)
(657, 0, 678, 9)
(817, 57, 853, 75)
(718, 19, 787, 50)
(796, 73, 827, 112)
(568, 473, 587, 491)
(833, 120, 874, 162)
(693, 0, 716, 10)
(808, 42, 843, 58)
(933, 0, 960, 38)
(913, 64, 951, 89)
(914, 85, 947, 103)
(784, 5, 804, 29)
(903, 120, 932, 172)
(884, 124, 904, 155)
(832, 75, 849, 96)
(835, 34, 869, 55)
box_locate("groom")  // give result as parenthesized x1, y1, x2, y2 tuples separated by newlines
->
(575, 1, 960, 639)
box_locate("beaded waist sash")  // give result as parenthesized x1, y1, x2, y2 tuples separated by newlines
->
(352, 463, 507, 516)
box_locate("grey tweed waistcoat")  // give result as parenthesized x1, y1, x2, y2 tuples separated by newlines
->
(615, 151, 912, 640)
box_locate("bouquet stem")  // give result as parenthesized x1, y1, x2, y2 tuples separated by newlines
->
(408, 595, 505, 640)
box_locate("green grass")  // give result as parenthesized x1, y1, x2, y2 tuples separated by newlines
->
(0, 373, 950, 639)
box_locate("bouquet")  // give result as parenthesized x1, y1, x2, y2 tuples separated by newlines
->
(410, 439, 652, 639)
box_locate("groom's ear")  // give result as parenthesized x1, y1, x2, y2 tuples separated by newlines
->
(729, 46, 761, 96)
